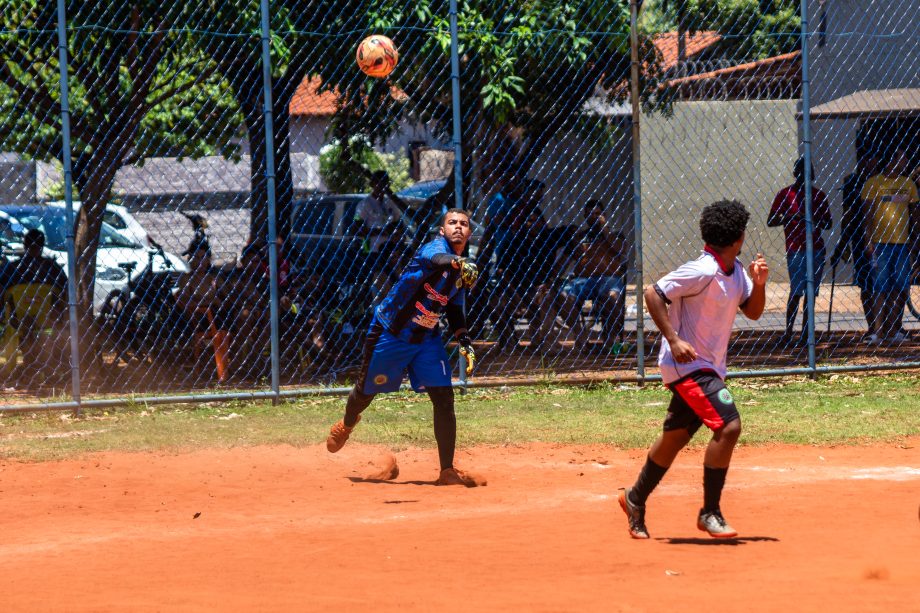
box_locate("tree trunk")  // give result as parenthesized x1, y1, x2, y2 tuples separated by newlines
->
(71, 150, 125, 377)
(245, 97, 267, 243)
(245, 86, 295, 244)
(677, 8, 687, 69)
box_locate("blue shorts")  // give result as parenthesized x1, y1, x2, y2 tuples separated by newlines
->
(562, 275, 625, 304)
(359, 320, 452, 394)
(874, 243, 912, 293)
(786, 249, 825, 297)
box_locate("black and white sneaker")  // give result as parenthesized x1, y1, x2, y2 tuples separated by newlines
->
(697, 508, 738, 538)
(617, 488, 650, 539)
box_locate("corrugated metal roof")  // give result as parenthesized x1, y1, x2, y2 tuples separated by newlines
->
(806, 88, 920, 119)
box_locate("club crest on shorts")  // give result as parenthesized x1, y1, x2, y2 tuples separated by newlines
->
(373, 374, 388, 385)
(717, 388, 733, 404)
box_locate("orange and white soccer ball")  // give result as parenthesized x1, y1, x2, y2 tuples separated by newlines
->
(356, 35, 398, 78)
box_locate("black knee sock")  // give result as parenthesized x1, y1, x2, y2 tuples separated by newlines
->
(630, 456, 669, 506)
(703, 465, 728, 512)
(428, 386, 456, 470)
(344, 386, 375, 427)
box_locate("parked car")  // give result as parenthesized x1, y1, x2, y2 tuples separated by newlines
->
(287, 193, 419, 279)
(0, 210, 25, 257)
(287, 193, 367, 281)
(0, 204, 187, 313)
(396, 179, 447, 203)
(49, 200, 151, 247)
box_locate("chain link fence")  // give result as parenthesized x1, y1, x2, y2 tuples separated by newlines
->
(0, 0, 918, 412)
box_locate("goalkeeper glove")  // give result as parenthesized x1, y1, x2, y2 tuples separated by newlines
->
(454, 257, 479, 289)
(457, 333, 475, 376)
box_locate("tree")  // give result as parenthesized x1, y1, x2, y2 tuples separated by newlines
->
(645, 0, 800, 63)
(311, 1, 667, 214)
(0, 2, 240, 337)
(185, 1, 338, 242)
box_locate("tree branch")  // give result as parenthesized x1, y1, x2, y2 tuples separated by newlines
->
(145, 55, 213, 100)
(144, 65, 218, 110)
(66, 56, 109, 122)
(0, 61, 60, 119)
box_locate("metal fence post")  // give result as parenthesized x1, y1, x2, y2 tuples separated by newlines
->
(55, 0, 82, 415)
(449, 0, 468, 389)
(629, 0, 645, 385)
(259, 0, 282, 402)
(800, 0, 817, 377)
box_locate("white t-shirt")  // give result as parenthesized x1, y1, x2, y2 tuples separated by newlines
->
(655, 251, 753, 384)
(356, 195, 402, 253)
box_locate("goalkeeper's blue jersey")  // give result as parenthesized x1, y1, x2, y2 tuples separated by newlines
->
(375, 236, 466, 343)
(374, 235, 466, 343)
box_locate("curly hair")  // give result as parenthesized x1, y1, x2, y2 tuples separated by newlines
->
(699, 200, 749, 248)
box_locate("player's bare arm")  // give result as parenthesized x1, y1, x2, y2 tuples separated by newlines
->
(643, 284, 697, 363)
(741, 253, 769, 320)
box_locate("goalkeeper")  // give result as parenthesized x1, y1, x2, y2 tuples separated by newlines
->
(326, 208, 481, 487)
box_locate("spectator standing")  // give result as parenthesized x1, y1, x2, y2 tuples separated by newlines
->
(554, 200, 628, 349)
(355, 171, 408, 260)
(488, 180, 558, 350)
(7, 229, 68, 293)
(833, 151, 879, 336)
(467, 173, 516, 337)
(860, 148, 919, 344)
(768, 157, 832, 344)
(217, 242, 271, 376)
(2, 230, 68, 378)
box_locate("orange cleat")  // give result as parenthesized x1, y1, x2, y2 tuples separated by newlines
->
(326, 415, 360, 453)
(618, 487, 650, 539)
(436, 467, 481, 487)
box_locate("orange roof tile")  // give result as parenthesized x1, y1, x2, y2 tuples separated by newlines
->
(289, 76, 339, 117)
(665, 50, 801, 86)
(653, 31, 722, 70)
(289, 75, 407, 117)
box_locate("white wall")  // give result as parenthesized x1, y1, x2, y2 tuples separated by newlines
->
(642, 100, 800, 282)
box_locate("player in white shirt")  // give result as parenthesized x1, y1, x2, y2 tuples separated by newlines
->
(618, 200, 769, 539)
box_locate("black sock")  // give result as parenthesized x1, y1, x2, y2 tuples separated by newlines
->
(703, 465, 728, 512)
(630, 456, 669, 506)
(428, 387, 456, 470)
(344, 386, 375, 427)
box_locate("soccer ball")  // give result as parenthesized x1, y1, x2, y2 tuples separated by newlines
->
(356, 35, 398, 78)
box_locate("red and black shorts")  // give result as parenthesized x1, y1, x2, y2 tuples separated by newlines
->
(663, 370, 739, 435)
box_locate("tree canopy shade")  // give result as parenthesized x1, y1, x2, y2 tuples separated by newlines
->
(0, 1, 241, 321)
(311, 0, 668, 213)
(644, 0, 800, 61)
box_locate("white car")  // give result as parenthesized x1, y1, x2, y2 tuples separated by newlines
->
(0, 204, 187, 313)
(49, 200, 151, 247)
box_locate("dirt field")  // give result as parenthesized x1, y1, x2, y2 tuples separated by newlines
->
(1, 440, 918, 612)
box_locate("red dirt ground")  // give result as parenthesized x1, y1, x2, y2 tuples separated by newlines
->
(1, 440, 919, 612)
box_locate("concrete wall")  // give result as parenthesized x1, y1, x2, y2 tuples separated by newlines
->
(288, 116, 444, 157)
(0, 157, 36, 203)
(808, 0, 920, 107)
(641, 100, 800, 282)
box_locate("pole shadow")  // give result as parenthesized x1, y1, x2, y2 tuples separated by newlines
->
(659, 536, 780, 546)
(347, 476, 439, 486)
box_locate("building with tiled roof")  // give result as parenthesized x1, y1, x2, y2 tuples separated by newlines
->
(652, 31, 723, 76)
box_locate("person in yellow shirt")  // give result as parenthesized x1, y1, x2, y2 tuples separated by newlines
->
(860, 149, 919, 344)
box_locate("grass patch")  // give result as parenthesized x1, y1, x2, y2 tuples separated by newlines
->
(2, 373, 919, 462)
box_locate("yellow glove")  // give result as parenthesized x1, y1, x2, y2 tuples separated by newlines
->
(455, 258, 479, 289)
(457, 333, 475, 376)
